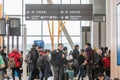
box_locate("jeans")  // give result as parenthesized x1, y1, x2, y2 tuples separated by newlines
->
(78, 66, 84, 80)
(12, 67, 21, 80)
(0, 71, 3, 80)
(87, 65, 93, 80)
(53, 66, 64, 80)
(74, 67, 79, 77)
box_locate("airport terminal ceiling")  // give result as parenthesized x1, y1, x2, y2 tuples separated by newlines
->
(0, 0, 91, 51)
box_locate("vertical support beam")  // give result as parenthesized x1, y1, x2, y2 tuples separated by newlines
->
(17, 36, 19, 51)
(52, 21, 54, 50)
(6, 16, 10, 54)
(98, 22, 101, 48)
(2, 36, 4, 48)
(0, 4, 2, 18)
(47, 21, 53, 50)
(0, 4, 2, 47)
(58, 21, 60, 44)
(58, 21, 65, 44)
(106, 0, 111, 48)
(85, 32, 87, 44)
(12, 36, 14, 49)
(41, 0, 43, 40)
(22, 27, 27, 79)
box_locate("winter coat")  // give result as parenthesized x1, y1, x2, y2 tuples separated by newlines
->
(8, 50, 21, 68)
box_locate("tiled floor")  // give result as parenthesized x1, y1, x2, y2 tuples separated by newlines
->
(6, 69, 88, 80)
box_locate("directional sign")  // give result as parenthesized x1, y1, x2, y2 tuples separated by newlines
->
(26, 4, 93, 20)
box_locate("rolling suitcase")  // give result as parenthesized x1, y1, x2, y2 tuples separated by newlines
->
(67, 70, 74, 80)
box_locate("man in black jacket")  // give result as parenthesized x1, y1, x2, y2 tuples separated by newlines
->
(51, 43, 65, 80)
(72, 45, 79, 78)
(28, 44, 39, 80)
(72, 45, 79, 59)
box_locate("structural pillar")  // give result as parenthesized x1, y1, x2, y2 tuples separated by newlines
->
(22, 26, 27, 79)
(0, 4, 3, 47)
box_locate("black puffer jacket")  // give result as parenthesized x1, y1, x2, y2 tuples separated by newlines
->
(51, 49, 64, 67)
(77, 54, 85, 66)
(72, 49, 79, 59)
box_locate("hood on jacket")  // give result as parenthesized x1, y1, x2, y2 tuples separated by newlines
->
(9, 50, 20, 58)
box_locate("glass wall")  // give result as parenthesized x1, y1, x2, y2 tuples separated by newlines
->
(1, 0, 90, 51)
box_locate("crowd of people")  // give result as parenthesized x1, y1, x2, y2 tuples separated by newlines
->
(0, 43, 112, 80)
(25, 43, 111, 80)
(0, 46, 23, 80)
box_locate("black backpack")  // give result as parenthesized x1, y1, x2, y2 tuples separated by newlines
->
(25, 52, 32, 64)
(37, 56, 45, 69)
(31, 50, 38, 62)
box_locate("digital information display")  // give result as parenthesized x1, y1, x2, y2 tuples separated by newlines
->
(9, 18, 20, 28)
(9, 18, 21, 36)
(26, 4, 93, 20)
(0, 19, 6, 36)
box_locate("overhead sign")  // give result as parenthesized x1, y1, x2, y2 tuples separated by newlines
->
(82, 26, 90, 32)
(26, 4, 93, 20)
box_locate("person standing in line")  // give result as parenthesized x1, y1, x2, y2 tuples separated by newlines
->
(8, 48, 21, 80)
(83, 43, 94, 80)
(1, 46, 11, 80)
(97, 49, 104, 74)
(102, 53, 110, 77)
(77, 49, 86, 80)
(51, 43, 65, 80)
(72, 45, 80, 79)
(0, 55, 5, 80)
(37, 49, 53, 80)
(28, 44, 39, 80)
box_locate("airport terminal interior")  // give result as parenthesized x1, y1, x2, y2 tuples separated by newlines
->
(0, 0, 119, 80)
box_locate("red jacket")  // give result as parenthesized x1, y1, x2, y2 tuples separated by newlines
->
(8, 50, 21, 68)
(102, 57, 110, 69)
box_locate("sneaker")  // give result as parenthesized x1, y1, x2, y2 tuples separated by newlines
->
(7, 77, 11, 80)
(74, 77, 78, 80)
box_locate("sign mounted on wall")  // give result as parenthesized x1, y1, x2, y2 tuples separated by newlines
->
(26, 4, 93, 21)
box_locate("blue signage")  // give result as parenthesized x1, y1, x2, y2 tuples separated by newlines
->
(34, 40, 44, 50)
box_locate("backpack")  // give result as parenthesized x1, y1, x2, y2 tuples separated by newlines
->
(31, 50, 38, 61)
(25, 53, 32, 64)
(8, 58, 16, 68)
(37, 56, 45, 69)
(72, 59, 79, 68)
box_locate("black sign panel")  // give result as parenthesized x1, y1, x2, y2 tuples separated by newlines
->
(26, 4, 93, 20)
(82, 27, 90, 32)
(9, 18, 21, 36)
(0, 18, 6, 36)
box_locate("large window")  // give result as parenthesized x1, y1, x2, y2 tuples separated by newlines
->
(2, 0, 90, 52)
(4, 0, 22, 15)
